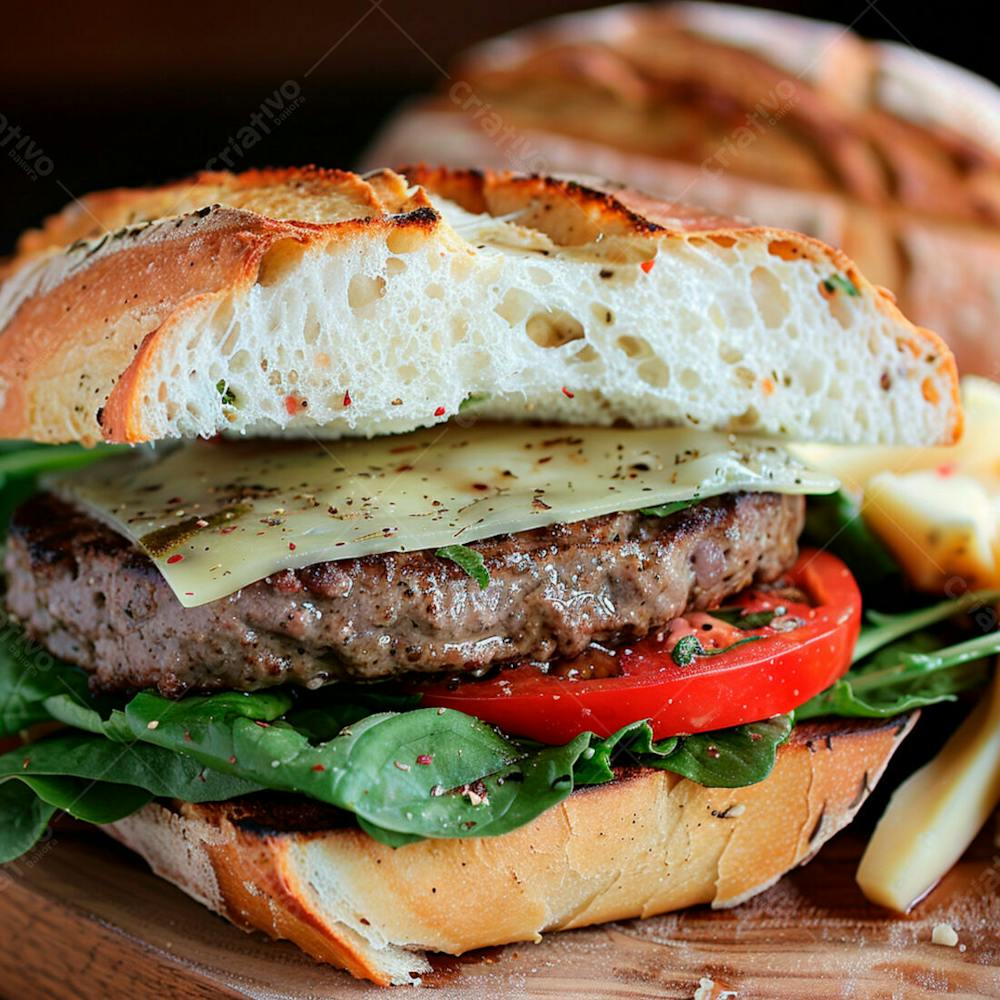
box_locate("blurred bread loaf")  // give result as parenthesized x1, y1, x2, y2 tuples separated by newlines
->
(366, 2, 1000, 378)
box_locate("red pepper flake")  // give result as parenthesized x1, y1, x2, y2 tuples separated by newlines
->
(434, 405, 446, 417)
(220, 525, 237, 535)
(561, 386, 575, 399)
(416, 754, 433, 766)
(228, 755, 237, 764)
(937, 462, 957, 477)
(183, 731, 192, 741)
(166, 554, 184, 565)
(285, 395, 301, 415)
(343, 389, 352, 408)
(640, 259, 655, 273)
(311, 763, 326, 772)
(288, 542, 296, 551)
(706, 745, 720, 758)
(254, 720, 270, 728)
(184, 591, 194, 596)
(472, 483, 489, 491)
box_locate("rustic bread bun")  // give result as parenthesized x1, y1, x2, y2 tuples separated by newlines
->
(365, 3, 1000, 378)
(107, 715, 915, 986)
(0, 166, 958, 447)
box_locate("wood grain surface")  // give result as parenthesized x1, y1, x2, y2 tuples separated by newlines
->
(0, 820, 998, 1000)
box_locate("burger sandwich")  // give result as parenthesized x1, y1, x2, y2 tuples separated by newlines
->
(1, 166, 993, 986)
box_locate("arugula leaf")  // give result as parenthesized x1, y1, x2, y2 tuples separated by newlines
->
(435, 544, 489, 590)
(638, 499, 696, 518)
(796, 630, 999, 720)
(852, 589, 1000, 663)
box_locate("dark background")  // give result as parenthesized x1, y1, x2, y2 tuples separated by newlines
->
(1, 0, 994, 253)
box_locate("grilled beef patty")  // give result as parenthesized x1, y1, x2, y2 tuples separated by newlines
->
(5, 491, 804, 696)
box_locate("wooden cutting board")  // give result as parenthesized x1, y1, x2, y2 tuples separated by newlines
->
(0, 820, 997, 999)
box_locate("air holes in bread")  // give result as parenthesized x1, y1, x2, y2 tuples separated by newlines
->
(348, 274, 386, 311)
(495, 288, 534, 326)
(750, 266, 790, 328)
(615, 335, 652, 359)
(526, 311, 584, 349)
(257, 239, 306, 287)
(638, 358, 671, 388)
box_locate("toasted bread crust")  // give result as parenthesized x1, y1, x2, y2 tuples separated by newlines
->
(0, 166, 961, 447)
(108, 714, 916, 986)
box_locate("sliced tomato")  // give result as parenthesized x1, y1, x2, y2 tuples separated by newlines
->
(417, 548, 862, 742)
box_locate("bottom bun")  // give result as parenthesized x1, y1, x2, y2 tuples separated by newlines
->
(107, 715, 915, 986)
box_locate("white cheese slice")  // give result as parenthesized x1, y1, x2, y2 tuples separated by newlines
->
(50, 423, 836, 608)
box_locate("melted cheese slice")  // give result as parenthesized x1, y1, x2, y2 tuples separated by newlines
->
(51, 423, 837, 608)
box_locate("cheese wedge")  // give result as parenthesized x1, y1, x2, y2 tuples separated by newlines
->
(857, 666, 1000, 911)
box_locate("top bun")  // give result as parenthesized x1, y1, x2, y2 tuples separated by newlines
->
(0, 165, 959, 446)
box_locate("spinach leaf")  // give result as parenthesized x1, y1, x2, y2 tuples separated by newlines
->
(286, 684, 421, 742)
(0, 625, 105, 738)
(459, 392, 490, 412)
(0, 731, 263, 802)
(120, 691, 590, 840)
(574, 719, 678, 784)
(17, 775, 153, 825)
(435, 545, 490, 590)
(574, 716, 790, 788)
(0, 780, 57, 864)
(656, 716, 792, 786)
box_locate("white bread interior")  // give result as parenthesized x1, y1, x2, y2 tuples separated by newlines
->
(0, 166, 958, 447)
(107, 714, 916, 986)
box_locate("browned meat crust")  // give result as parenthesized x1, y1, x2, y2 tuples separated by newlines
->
(4, 491, 803, 696)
